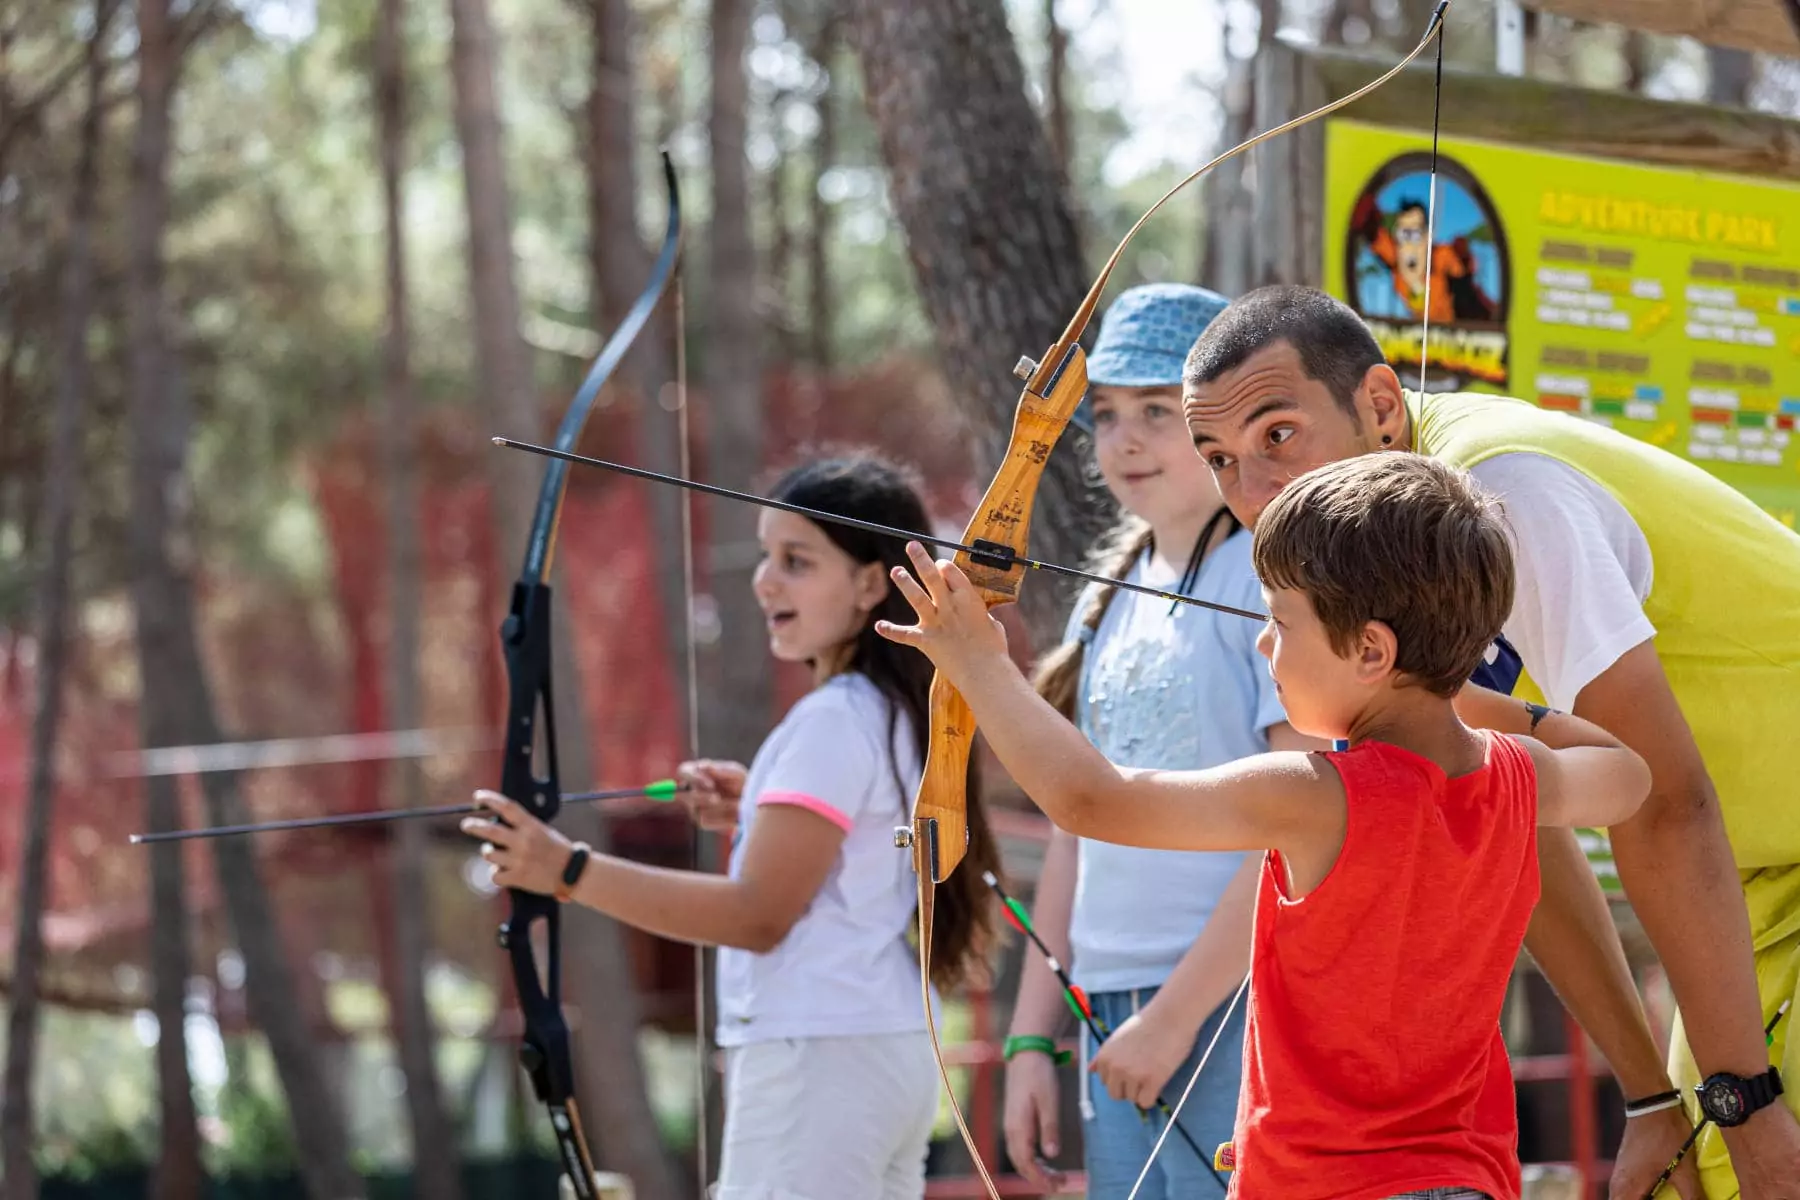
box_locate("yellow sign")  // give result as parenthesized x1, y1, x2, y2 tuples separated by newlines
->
(1323, 119, 1800, 522)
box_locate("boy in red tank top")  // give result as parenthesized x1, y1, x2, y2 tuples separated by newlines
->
(879, 453, 1652, 1200)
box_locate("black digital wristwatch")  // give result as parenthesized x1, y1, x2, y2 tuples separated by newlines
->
(1695, 1067, 1784, 1127)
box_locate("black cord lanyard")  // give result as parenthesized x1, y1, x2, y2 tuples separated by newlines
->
(1166, 505, 1243, 616)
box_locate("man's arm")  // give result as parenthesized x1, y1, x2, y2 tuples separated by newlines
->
(1576, 642, 1797, 1175)
(1455, 685, 1692, 1095)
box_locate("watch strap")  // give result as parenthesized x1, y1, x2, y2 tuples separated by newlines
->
(554, 842, 592, 903)
(1747, 1066, 1785, 1109)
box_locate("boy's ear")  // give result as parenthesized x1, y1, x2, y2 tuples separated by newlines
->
(1353, 620, 1399, 684)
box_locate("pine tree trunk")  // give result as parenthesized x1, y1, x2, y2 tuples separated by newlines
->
(1043, 0, 1071, 184)
(804, 11, 837, 372)
(701, 0, 769, 765)
(0, 6, 114, 1195)
(763, 77, 795, 363)
(845, 0, 1105, 636)
(582, 0, 690, 752)
(128, 4, 366, 1197)
(374, 1, 465, 1194)
(126, 4, 204, 1193)
(446, 2, 679, 1194)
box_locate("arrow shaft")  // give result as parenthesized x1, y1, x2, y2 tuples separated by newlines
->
(984, 872, 1226, 1186)
(129, 781, 688, 844)
(492, 438, 1267, 623)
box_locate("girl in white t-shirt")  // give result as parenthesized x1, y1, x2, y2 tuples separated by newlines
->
(463, 452, 999, 1200)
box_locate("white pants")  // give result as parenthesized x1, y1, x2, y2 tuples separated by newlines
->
(714, 1031, 939, 1200)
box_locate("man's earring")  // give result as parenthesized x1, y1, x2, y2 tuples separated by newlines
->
(1381, 435, 1393, 446)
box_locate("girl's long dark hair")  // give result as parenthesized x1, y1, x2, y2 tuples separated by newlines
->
(769, 451, 999, 993)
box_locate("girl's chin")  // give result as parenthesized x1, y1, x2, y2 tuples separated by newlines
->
(766, 637, 810, 663)
(767, 635, 837, 666)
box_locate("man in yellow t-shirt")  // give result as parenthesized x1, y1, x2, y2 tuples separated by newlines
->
(1180, 284, 1800, 1200)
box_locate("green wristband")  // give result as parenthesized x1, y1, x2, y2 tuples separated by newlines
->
(1003, 1034, 1070, 1065)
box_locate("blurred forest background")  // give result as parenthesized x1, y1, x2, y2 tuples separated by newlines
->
(0, 0, 1796, 1196)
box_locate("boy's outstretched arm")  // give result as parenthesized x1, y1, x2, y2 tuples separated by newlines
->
(878, 543, 1341, 855)
(1453, 684, 1651, 829)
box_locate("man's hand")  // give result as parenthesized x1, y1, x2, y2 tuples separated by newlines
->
(875, 542, 1010, 686)
(674, 758, 746, 833)
(1722, 1104, 1800, 1199)
(1002, 1052, 1066, 1190)
(1092, 1008, 1195, 1111)
(1610, 1107, 1701, 1200)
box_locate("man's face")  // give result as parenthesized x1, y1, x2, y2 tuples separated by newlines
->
(1183, 340, 1381, 528)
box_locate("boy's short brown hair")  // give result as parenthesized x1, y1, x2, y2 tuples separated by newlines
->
(1252, 454, 1515, 698)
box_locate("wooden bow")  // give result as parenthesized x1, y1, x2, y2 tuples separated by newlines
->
(904, 7, 1453, 1195)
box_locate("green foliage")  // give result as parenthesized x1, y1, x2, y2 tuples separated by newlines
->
(209, 1079, 301, 1176)
(33, 1117, 156, 1180)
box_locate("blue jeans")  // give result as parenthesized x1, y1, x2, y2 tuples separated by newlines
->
(1080, 984, 1246, 1199)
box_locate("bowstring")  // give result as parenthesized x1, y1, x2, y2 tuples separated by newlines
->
(1129, 17, 1449, 1196)
(1416, 12, 1446, 394)
(673, 272, 709, 1195)
(1125, 973, 1250, 1200)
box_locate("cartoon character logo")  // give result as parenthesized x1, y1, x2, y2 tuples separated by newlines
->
(1343, 151, 1510, 391)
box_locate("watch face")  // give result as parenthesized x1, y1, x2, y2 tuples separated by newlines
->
(1702, 1078, 1747, 1124)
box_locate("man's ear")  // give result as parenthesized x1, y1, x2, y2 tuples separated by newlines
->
(1353, 619, 1400, 685)
(1358, 363, 1409, 448)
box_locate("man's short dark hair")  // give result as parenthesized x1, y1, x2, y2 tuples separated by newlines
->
(1182, 285, 1387, 413)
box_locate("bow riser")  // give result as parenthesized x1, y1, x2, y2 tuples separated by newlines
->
(957, 344, 1090, 600)
(908, 677, 975, 884)
(908, 343, 1089, 885)
(495, 577, 600, 1200)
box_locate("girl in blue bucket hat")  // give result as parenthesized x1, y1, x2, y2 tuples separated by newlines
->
(999, 284, 1319, 1197)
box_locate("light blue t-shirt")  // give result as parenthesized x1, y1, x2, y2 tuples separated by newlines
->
(1067, 527, 1287, 993)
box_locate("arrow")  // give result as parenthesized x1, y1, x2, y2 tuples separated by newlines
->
(128, 780, 690, 844)
(491, 437, 1267, 623)
(983, 871, 1227, 1190)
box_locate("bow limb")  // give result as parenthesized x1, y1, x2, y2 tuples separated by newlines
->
(496, 151, 682, 1200)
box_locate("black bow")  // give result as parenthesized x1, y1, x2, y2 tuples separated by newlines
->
(493, 152, 682, 1198)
